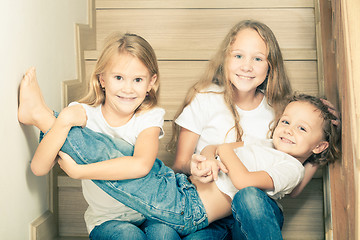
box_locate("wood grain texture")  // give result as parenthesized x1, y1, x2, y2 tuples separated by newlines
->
(95, 9, 316, 60)
(96, 0, 314, 9)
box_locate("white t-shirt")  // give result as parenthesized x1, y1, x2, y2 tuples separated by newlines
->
(215, 139, 305, 200)
(175, 85, 275, 153)
(69, 102, 165, 233)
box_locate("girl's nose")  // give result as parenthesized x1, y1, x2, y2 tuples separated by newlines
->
(240, 58, 253, 72)
(284, 126, 294, 135)
(122, 79, 134, 93)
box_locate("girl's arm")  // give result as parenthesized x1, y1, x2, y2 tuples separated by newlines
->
(192, 145, 228, 181)
(59, 126, 161, 180)
(216, 143, 274, 191)
(289, 162, 319, 197)
(172, 127, 228, 182)
(31, 105, 86, 176)
(172, 127, 200, 174)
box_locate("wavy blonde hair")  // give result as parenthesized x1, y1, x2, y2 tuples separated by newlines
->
(168, 19, 292, 151)
(79, 33, 160, 113)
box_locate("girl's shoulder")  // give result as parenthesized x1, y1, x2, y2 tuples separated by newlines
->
(194, 84, 225, 102)
(133, 107, 165, 127)
(131, 107, 165, 139)
(135, 107, 165, 118)
(68, 102, 100, 116)
(199, 84, 224, 94)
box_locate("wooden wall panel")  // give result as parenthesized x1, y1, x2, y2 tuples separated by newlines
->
(58, 187, 88, 237)
(317, 0, 358, 239)
(95, 9, 316, 60)
(96, 0, 314, 9)
(280, 179, 324, 239)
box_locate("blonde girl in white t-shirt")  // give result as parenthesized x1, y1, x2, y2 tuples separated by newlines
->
(18, 33, 180, 240)
(170, 20, 320, 239)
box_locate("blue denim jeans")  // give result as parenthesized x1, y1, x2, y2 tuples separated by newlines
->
(231, 187, 284, 240)
(142, 220, 181, 240)
(182, 215, 234, 240)
(89, 219, 181, 240)
(89, 220, 146, 240)
(54, 126, 208, 236)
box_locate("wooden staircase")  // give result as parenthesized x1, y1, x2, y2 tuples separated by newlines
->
(42, 0, 347, 239)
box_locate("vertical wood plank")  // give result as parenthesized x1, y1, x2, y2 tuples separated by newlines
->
(317, 0, 356, 239)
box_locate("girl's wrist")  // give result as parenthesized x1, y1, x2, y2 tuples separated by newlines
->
(56, 113, 75, 130)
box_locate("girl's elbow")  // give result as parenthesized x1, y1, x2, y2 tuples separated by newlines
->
(289, 189, 300, 198)
(31, 163, 48, 176)
(233, 180, 248, 190)
(135, 162, 153, 178)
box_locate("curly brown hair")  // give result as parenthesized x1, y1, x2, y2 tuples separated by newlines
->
(271, 94, 341, 166)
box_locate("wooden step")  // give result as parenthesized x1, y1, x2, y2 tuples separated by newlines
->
(57, 175, 324, 239)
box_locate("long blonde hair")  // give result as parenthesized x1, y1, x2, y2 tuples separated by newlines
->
(79, 33, 160, 113)
(169, 20, 292, 151)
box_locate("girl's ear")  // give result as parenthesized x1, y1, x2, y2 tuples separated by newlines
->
(99, 74, 105, 88)
(147, 74, 157, 92)
(312, 141, 329, 154)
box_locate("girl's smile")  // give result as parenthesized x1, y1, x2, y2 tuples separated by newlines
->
(227, 28, 269, 96)
(279, 136, 295, 144)
(272, 101, 328, 163)
(99, 52, 157, 127)
(235, 74, 255, 80)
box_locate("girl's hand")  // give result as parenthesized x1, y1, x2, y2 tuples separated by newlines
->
(320, 98, 341, 126)
(58, 151, 82, 179)
(190, 154, 228, 183)
(58, 104, 87, 128)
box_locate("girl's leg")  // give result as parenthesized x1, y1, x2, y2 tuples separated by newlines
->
(182, 216, 234, 240)
(231, 187, 283, 240)
(59, 127, 208, 236)
(89, 220, 146, 240)
(141, 220, 181, 240)
(18, 67, 56, 133)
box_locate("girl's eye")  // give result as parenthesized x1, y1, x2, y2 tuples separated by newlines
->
(298, 126, 307, 132)
(134, 78, 143, 83)
(235, 54, 242, 59)
(254, 57, 262, 62)
(281, 120, 289, 125)
(115, 76, 123, 80)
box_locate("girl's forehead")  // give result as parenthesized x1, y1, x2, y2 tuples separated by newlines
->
(231, 28, 268, 54)
(285, 101, 324, 125)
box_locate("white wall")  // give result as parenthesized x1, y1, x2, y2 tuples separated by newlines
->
(0, 0, 88, 239)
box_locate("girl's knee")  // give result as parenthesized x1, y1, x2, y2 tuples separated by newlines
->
(232, 187, 269, 217)
(90, 220, 146, 240)
(233, 187, 264, 205)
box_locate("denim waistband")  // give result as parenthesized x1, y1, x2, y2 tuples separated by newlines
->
(174, 173, 209, 236)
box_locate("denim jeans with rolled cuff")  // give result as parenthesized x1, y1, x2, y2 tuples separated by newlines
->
(231, 186, 284, 240)
(42, 122, 208, 237)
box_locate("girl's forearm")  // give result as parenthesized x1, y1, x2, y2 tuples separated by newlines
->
(31, 118, 71, 176)
(200, 145, 218, 159)
(217, 144, 248, 176)
(216, 143, 273, 190)
(290, 162, 319, 197)
(73, 156, 155, 180)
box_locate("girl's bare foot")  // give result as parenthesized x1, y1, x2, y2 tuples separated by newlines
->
(18, 67, 54, 132)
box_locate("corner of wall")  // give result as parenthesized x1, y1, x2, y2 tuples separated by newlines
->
(62, 0, 96, 108)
